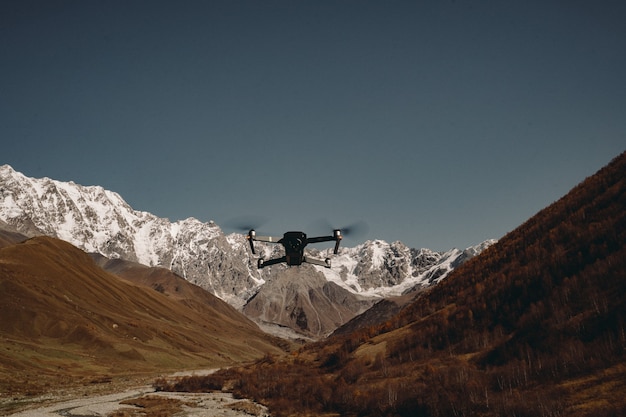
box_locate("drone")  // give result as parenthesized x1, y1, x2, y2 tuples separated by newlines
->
(246, 229, 343, 268)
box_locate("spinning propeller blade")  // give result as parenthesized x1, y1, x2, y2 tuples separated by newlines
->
(311, 219, 369, 240)
(339, 220, 369, 238)
(222, 215, 269, 233)
(222, 216, 270, 255)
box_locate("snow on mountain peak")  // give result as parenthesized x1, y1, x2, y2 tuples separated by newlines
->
(309, 238, 496, 298)
(0, 164, 496, 310)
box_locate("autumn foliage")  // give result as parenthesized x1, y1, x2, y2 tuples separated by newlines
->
(162, 152, 626, 416)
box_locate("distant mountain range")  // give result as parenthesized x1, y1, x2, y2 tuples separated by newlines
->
(0, 164, 494, 337)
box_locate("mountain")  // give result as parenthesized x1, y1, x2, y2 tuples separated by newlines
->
(173, 151, 626, 416)
(0, 165, 259, 307)
(0, 235, 287, 401)
(313, 238, 496, 295)
(242, 266, 375, 339)
(0, 164, 494, 337)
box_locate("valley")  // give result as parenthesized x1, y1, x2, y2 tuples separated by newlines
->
(1, 151, 625, 416)
(128, 151, 626, 416)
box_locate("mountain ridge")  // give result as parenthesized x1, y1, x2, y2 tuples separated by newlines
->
(0, 164, 494, 336)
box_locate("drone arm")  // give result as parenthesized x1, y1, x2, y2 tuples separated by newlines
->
(333, 229, 343, 254)
(246, 229, 283, 254)
(252, 235, 282, 243)
(246, 230, 256, 254)
(307, 229, 343, 254)
(306, 235, 335, 244)
(303, 256, 331, 268)
(258, 256, 286, 269)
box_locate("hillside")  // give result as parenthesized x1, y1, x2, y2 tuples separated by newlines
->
(89, 253, 248, 320)
(331, 291, 421, 337)
(0, 221, 26, 247)
(0, 236, 287, 406)
(163, 151, 626, 416)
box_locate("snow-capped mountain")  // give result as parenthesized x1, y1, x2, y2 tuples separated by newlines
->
(0, 165, 262, 307)
(311, 239, 497, 297)
(0, 164, 495, 335)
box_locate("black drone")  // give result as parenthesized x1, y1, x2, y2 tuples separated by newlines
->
(244, 222, 367, 269)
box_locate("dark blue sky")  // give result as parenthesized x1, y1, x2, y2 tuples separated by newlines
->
(2, 1, 625, 250)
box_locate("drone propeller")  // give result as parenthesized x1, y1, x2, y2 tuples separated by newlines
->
(339, 220, 369, 239)
(222, 216, 270, 255)
(222, 215, 269, 233)
(311, 219, 369, 240)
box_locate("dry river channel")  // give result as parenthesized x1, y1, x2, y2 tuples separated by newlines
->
(5, 370, 270, 417)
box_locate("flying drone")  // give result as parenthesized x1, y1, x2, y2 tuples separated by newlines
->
(243, 222, 367, 269)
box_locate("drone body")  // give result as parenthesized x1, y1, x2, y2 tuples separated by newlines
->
(246, 229, 343, 268)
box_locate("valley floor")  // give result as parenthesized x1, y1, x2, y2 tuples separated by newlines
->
(2, 371, 269, 417)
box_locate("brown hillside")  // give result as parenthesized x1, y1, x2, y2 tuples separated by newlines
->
(0, 222, 27, 248)
(167, 151, 626, 417)
(0, 236, 286, 402)
(90, 254, 248, 322)
(331, 291, 420, 337)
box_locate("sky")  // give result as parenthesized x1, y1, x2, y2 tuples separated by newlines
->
(1, 1, 625, 251)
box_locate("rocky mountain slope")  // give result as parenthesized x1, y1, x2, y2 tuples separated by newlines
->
(242, 265, 375, 339)
(0, 164, 494, 336)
